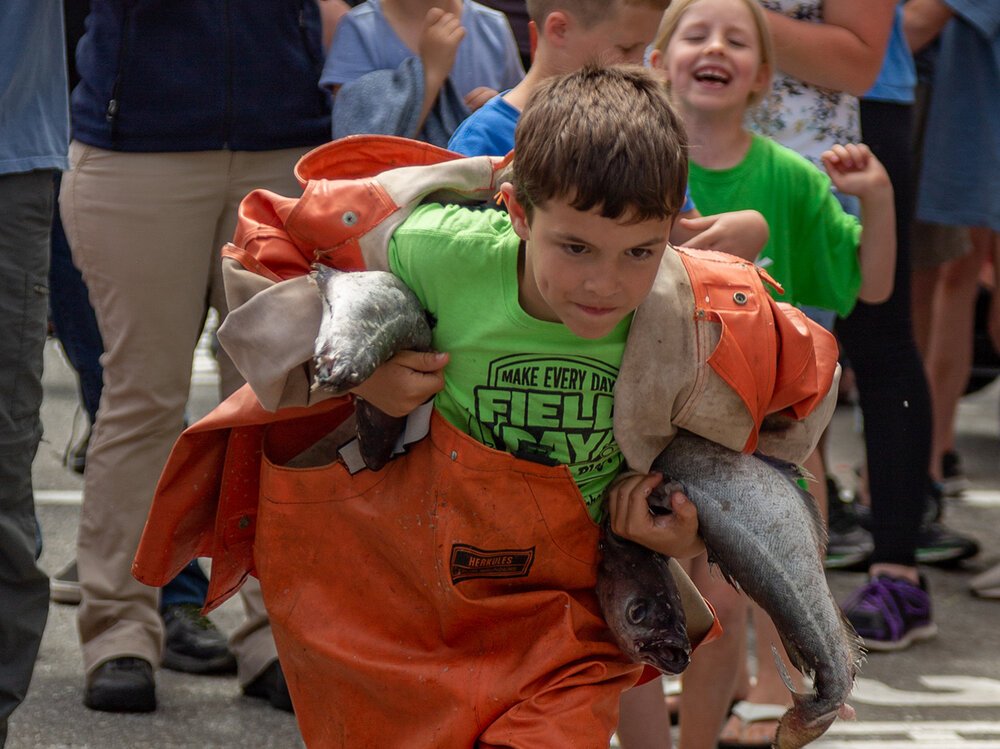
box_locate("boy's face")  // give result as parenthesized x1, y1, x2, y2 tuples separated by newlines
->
(501, 184, 672, 340)
(557, 3, 666, 67)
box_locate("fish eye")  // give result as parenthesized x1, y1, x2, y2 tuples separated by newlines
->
(627, 600, 648, 625)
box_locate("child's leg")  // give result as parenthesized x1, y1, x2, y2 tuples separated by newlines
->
(718, 604, 802, 748)
(676, 554, 747, 749)
(616, 678, 673, 749)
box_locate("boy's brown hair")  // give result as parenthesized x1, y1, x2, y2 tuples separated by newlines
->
(526, 0, 669, 28)
(652, 0, 774, 107)
(512, 65, 688, 224)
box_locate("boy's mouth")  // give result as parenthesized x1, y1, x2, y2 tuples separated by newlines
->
(576, 303, 618, 316)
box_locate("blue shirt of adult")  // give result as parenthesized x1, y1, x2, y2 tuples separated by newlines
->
(864, 3, 917, 104)
(916, 0, 1000, 230)
(0, 0, 69, 174)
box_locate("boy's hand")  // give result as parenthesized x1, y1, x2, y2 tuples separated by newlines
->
(420, 8, 464, 84)
(674, 209, 769, 260)
(464, 86, 499, 112)
(820, 143, 891, 200)
(349, 351, 449, 417)
(607, 473, 705, 559)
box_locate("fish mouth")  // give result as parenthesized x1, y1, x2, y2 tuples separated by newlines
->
(638, 640, 691, 675)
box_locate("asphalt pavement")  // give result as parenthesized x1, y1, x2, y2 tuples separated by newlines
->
(8, 333, 1000, 748)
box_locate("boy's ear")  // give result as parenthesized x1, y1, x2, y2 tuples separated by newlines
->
(542, 10, 571, 47)
(500, 182, 531, 242)
(648, 49, 669, 82)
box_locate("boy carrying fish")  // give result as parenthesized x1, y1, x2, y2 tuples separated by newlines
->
(134, 66, 839, 747)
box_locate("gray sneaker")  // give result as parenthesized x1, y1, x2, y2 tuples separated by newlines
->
(51, 559, 82, 605)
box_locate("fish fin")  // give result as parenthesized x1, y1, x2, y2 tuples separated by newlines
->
(354, 399, 406, 471)
(756, 453, 828, 556)
(771, 644, 811, 698)
(705, 545, 743, 592)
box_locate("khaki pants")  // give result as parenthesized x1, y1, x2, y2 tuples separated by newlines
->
(59, 142, 308, 682)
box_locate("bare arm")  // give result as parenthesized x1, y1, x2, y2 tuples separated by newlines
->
(902, 0, 953, 53)
(417, 8, 465, 134)
(762, 0, 896, 95)
(318, 0, 351, 51)
(821, 144, 896, 303)
(671, 209, 770, 260)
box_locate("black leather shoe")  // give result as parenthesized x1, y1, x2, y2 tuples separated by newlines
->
(161, 603, 237, 675)
(84, 657, 156, 713)
(243, 660, 294, 713)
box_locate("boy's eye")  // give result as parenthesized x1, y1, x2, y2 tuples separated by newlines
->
(627, 247, 654, 260)
(563, 243, 588, 255)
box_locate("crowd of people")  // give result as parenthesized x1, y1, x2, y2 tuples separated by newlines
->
(1, 0, 998, 747)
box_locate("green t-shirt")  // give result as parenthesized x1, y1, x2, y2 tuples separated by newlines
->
(688, 133, 863, 317)
(389, 203, 630, 521)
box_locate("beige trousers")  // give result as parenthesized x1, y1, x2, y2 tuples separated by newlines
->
(59, 142, 309, 682)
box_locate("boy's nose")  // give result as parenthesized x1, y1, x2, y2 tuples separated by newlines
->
(582, 273, 620, 297)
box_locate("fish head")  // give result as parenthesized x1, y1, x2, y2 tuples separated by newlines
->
(597, 527, 691, 675)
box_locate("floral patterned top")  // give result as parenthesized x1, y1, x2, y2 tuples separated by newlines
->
(748, 0, 861, 166)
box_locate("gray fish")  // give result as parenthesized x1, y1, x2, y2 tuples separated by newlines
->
(310, 265, 433, 470)
(311, 264, 432, 391)
(596, 524, 691, 675)
(650, 431, 864, 749)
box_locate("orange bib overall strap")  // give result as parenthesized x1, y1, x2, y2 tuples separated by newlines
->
(256, 411, 641, 748)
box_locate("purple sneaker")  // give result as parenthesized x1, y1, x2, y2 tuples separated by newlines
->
(841, 575, 938, 652)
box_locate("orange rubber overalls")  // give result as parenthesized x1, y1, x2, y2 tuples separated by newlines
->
(134, 136, 837, 748)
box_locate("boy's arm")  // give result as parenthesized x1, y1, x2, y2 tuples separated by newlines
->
(350, 350, 449, 416)
(417, 8, 465, 133)
(821, 143, 896, 304)
(671, 208, 769, 261)
(606, 472, 705, 559)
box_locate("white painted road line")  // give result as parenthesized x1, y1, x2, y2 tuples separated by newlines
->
(853, 676, 1000, 706)
(815, 720, 1000, 747)
(961, 490, 1000, 508)
(35, 489, 83, 505)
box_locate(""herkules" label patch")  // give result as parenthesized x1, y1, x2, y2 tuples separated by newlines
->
(449, 544, 535, 584)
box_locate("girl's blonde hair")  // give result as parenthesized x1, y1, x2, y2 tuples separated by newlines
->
(652, 0, 774, 107)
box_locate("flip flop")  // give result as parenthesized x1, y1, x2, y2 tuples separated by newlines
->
(970, 562, 1000, 599)
(717, 700, 787, 749)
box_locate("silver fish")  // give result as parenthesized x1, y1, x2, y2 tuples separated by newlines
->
(310, 265, 433, 470)
(311, 264, 432, 391)
(650, 431, 864, 749)
(596, 524, 691, 675)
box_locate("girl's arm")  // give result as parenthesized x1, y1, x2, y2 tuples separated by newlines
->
(762, 0, 896, 95)
(821, 143, 896, 303)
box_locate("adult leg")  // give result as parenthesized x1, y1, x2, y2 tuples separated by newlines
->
(924, 233, 991, 482)
(0, 169, 55, 738)
(60, 144, 236, 706)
